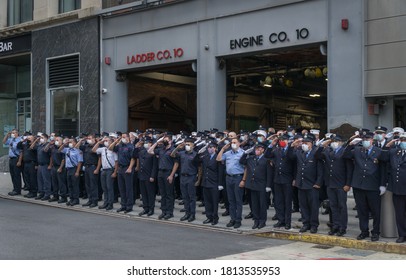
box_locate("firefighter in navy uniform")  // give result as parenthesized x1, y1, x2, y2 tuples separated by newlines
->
(17, 133, 38, 199)
(319, 135, 353, 236)
(382, 132, 406, 243)
(136, 137, 158, 216)
(290, 133, 324, 234)
(264, 134, 295, 230)
(46, 135, 68, 203)
(30, 133, 52, 201)
(199, 140, 222, 225)
(343, 131, 386, 242)
(240, 142, 273, 229)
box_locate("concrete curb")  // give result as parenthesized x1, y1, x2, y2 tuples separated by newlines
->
(254, 231, 406, 255)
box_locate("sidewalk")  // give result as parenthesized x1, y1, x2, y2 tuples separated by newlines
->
(1, 172, 405, 255)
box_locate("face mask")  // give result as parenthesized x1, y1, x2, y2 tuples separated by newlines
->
(374, 134, 383, 141)
(143, 143, 150, 149)
(185, 145, 191, 152)
(55, 141, 60, 147)
(301, 143, 309, 152)
(257, 137, 263, 143)
(104, 141, 110, 147)
(210, 133, 216, 138)
(121, 138, 128, 144)
(87, 139, 94, 145)
(163, 140, 169, 146)
(231, 143, 238, 150)
(40, 138, 45, 144)
(11, 133, 16, 138)
(362, 140, 371, 149)
(287, 132, 293, 137)
(400, 142, 406, 150)
(216, 138, 221, 143)
(50, 136, 54, 141)
(330, 142, 340, 150)
(22, 136, 27, 140)
(69, 143, 74, 148)
(224, 140, 230, 145)
(153, 135, 157, 139)
(279, 141, 287, 148)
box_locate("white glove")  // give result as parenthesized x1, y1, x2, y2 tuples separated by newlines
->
(379, 186, 386, 196)
(244, 146, 255, 155)
(218, 185, 224, 191)
(265, 187, 271, 192)
(350, 138, 362, 145)
(315, 138, 325, 147)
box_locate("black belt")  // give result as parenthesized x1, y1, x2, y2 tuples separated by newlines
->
(227, 173, 243, 177)
(159, 169, 170, 172)
(181, 173, 196, 177)
(38, 163, 49, 166)
(84, 164, 97, 167)
(102, 168, 113, 171)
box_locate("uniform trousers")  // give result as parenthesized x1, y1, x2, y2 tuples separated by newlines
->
(84, 165, 99, 203)
(9, 157, 22, 193)
(37, 165, 51, 197)
(327, 187, 348, 231)
(100, 169, 115, 206)
(393, 194, 406, 238)
(66, 168, 80, 203)
(157, 170, 175, 215)
(117, 166, 134, 210)
(139, 179, 156, 213)
(24, 161, 37, 195)
(353, 188, 381, 235)
(203, 187, 219, 220)
(51, 166, 67, 198)
(298, 188, 320, 228)
(274, 183, 293, 225)
(250, 189, 268, 224)
(226, 175, 244, 222)
(180, 175, 197, 215)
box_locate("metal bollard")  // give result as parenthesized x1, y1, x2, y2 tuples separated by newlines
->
(380, 190, 398, 238)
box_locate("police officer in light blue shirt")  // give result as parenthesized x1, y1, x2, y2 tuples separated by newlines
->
(2, 129, 23, 196)
(216, 135, 245, 229)
(59, 137, 83, 206)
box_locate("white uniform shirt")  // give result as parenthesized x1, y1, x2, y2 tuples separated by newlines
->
(96, 147, 118, 170)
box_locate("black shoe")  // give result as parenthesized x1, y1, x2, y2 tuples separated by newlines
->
(198, 202, 205, 207)
(179, 201, 184, 205)
(180, 209, 186, 212)
(371, 234, 379, 242)
(203, 218, 213, 224)
(116, 207, 126, 213)
(396, 236, 405, 243)
(221, 205, 226, 209)
(164, 214, 174, 220)
(89, 203, 98, 208)
(273, 221, 286, 228)
(187, 215, 195, 222)
(158, 213, 165, 220)
(211, 219, 219, 226)
(298, 217, 303, 222)
(70, 200, 79, 206)
(202, 211, 206, 215)
(35, 195, 44, 200)
(106, 204, 113, 210)
(336, 230, 347, 237)
(58, 197, 67, 203)
(48, 196, 59, 202)
(82, 201, 92, 207)
(271, 214, 278, 220)
(233, 221, 242, 229)
(138, 210, 148, 216)
(180, 214, 190, 221)
(327, 221, 333, 228)
(24, 193, 36, 198)
(66, 200, 72, 206)
(258, 223, 266, 229)
(147, 210, 154, 216)
(244, 212, 253, 219)
(285, 224, 291, 230)
(328, 228, 339, 236)
(357, 232, 370, 240)
(226, 220, 235, 227)
(310, 227, 318, 234)
(41, 196, 51, 201)
(299, 226, 310, 233)
(252, 222, 259, 229)
(98, 204, 108, 209)
(124, 209, 133, 214)
(8, 191, 21, 196)
(222, 210, 229, 216)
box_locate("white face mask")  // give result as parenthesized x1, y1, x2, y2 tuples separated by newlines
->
(50, 136, 54, 141)
(231, 143, 238, 150)
(39, 138, 45, 144)
(11, 133, 16, 138)
(362, 140, 371, 149)
(121, 138, 128, 144)
(55, 141, 60, 147)
(104, 141, 110, 147)
(185, 145, 191, 152)
(330, 142, 340, 150)
(224, 140, 230, 145)
(87, 139, 94, 145)
(68, 143, 74, 148)
(301, 143, 310, 152)
(143, 143, 150, 149)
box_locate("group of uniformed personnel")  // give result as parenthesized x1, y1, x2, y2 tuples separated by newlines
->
(3, 125, 406, 243)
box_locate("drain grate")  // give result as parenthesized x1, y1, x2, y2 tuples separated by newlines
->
(312, 244, 334, 249)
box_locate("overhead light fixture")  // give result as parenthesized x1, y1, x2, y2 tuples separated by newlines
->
(309, 93, 321, 98)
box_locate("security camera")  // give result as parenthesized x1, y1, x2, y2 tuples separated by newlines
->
(377, 99, 387, 106)
(102, 88, 108, 94)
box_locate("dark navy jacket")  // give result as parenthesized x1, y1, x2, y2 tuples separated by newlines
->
(199, 151, 222, 189)
(264, 145, 295, 185)
(137, 148, 158, 181)
(240, 154, 272, 192)
(290, 147, 324, 190)
(319, 146, 353, 188)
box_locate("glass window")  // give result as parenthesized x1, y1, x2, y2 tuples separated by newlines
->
(51, 87, 79, 137)
(59, 0, 81, 13)
(7, 0, 33, 26)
